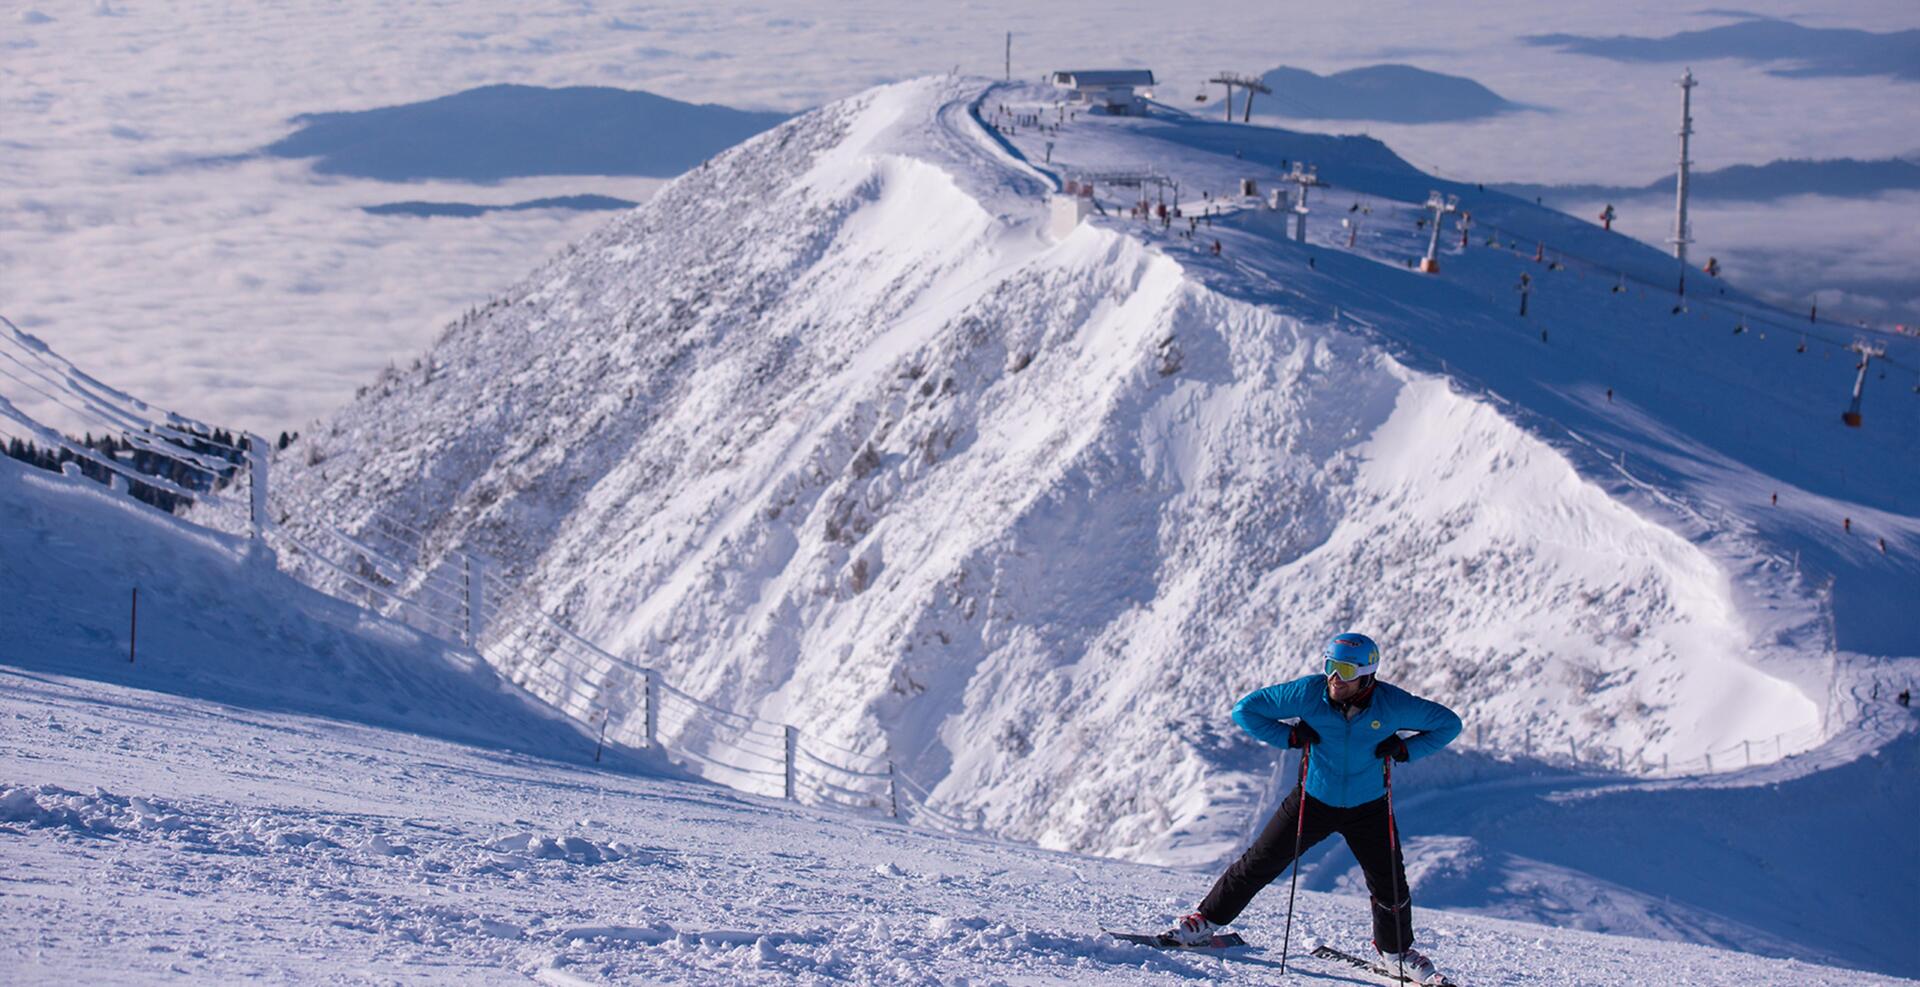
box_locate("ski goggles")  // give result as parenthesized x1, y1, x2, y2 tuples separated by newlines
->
(1324, 656, 1379, 681)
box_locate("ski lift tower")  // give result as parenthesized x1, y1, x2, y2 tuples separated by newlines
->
(1419, 190, 1459, 273)
(1209, 72, 1271, 122)
(1841, 338, 1887, 427)
(1282, 162, 1321, 242)
(1668, 69, 1697, 267)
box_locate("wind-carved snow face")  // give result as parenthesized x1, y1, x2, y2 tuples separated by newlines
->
(276, 77, 1822, 866)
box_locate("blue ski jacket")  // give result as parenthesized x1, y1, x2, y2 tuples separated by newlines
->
(1232, 675, 1462, 807)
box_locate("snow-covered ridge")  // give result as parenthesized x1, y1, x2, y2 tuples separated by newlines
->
(274, 74, 1917, 872)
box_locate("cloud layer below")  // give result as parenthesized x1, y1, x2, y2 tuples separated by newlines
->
(1, 0, 1915, 434)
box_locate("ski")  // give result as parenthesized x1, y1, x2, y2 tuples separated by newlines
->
(1310, 944, 1458, 985)
(1108, 930, 1250, 950)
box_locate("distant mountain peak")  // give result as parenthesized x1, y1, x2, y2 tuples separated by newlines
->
(1253, 63, 1524, 123)
(263, 83, 791, 181)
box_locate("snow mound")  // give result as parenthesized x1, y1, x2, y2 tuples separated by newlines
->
(484, 830, 658, 865)
(0, 783, 191, 836)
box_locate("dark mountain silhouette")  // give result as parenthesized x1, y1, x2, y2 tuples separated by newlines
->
(1498, 157, 1920, 203)
(264, 84, 790, 181)
(1253, 64, 1524, 123)
(1526, 18, 1920, 81)
(364, 194, 639, 218)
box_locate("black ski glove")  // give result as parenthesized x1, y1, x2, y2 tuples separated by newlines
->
(1375, 735, 1410, 762)
(1288, 721, 1322, 748)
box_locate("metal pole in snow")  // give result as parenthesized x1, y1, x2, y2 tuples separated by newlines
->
(464, 554, 486, 645)
(461, 554, 473, 646)
(595, 711, 608, 763)
(245, 432, 268, 541)
(643, 670, 658, 749)
(888, 761, 900, 819)
(129, 586, 138, 663)
(784, 726, 798, 801)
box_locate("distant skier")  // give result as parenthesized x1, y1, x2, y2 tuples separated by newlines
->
(1163, 633, 1462, 984)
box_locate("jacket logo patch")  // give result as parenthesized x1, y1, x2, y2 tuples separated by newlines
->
(1371, 720, 1381, 730)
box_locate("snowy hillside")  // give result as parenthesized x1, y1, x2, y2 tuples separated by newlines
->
(4, 453, 1915, 984)
(247, 75, 1920, 973)
(275, 73, 1916, 834)
(0, 450, 610, 764)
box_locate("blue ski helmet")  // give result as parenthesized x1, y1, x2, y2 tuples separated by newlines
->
(1322, 632, 1381, 681)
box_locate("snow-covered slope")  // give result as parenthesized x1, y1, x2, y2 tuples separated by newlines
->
(276, 72, 1916, 845)
(0, 454, 612, 766)
(12, 662, 1912, 985)
(5, 384, 1915, 981)
(264, 75, 1919, 972)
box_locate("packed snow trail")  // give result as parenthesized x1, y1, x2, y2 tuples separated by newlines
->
(7, 666, 1913, 986)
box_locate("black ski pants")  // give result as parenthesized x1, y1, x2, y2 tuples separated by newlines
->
(1197, 786, 1414, 952)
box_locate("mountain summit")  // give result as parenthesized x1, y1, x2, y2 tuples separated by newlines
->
(276, 76, 1918, 867)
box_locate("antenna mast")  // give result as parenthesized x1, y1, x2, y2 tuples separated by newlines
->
(1669, 69, 1696, 266)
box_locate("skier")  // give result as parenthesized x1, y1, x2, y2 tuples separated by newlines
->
(1163, 633, 1462, 984)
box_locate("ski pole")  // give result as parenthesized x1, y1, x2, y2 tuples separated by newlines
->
(1279, 741, 1311, 973)
(1385, 758, 1405, 985)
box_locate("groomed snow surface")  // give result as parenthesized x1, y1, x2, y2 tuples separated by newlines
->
(0, 454, 1912, 985)
(3, 668, 1911, 987)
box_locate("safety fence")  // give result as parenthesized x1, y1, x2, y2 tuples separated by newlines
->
(1449, 717, 1828, 779)
(0, 316, 975, 828)
(260, 501, 972, 828)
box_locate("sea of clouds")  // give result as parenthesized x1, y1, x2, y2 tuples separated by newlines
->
(2, 0, 1914, 435)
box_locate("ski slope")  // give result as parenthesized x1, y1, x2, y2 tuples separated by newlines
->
(271, 71, 1916, 841)
(4, 455, 1915, 984)
(8, 75, 1919, 981)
